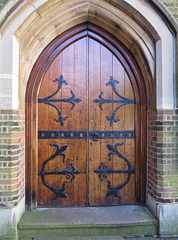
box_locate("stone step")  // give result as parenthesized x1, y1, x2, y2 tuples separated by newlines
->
(18, 237, 124, 240)
(18, 206, 158, 240)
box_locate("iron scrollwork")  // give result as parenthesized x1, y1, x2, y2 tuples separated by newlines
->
(93, 76, 135, 126)
(38, 75, 82, 126)
(94, 142, 135, 201)
(38, 163, 81, 182)
(93, 162, 135, 181)
(38, 143, 82, 201)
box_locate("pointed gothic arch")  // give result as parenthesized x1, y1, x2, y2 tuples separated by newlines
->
(25, 23, 147, 209)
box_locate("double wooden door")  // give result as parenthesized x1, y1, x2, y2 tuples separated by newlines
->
(37, 37, 136, 207)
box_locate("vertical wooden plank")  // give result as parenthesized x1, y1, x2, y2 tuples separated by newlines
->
(60, 44, 75, 206)
(124, 72, 135, 204)
(73, 38, 88, 130)
(61, 44, 75, 131)
(38, 68, 50, 206)
(48, 54, 62, 206)
(112, 56, 125, 205)
(72, 139, 87, 207)
(37, 140, 48, 206)
(44, 54, 62, 206)
(38, 67, 50, 130)
(73, 38, 88, 206)
(32, 102, 38, 208)
(48, 54, 62, 131)
(100, 45, 113, 206)
(88, 38, 101, 206)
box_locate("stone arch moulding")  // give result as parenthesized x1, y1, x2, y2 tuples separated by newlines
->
(25, 22, 147, 210)
(14, 0, 161, 110)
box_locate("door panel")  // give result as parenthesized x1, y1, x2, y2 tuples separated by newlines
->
(88, 38, 135, 206)
(38, 38, 88, 207)
(112, 56, 125, 205)
(88, 38, 101, 206)
(38, 37, 135, 207)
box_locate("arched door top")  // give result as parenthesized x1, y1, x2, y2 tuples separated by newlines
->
(26, 23, 146, 105)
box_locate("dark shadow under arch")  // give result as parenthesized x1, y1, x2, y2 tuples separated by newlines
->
(25, 22, 147, 209)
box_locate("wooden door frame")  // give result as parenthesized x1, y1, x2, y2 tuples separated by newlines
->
(25, 22, 147, 209)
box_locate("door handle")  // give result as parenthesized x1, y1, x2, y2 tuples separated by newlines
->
(90, 132, 99, 142)
(91, 139, 99, 142)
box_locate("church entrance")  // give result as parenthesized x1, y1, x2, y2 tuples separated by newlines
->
(26, 23, 146, 208)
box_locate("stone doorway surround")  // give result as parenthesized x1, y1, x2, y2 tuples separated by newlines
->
(0, 0, 177, 239)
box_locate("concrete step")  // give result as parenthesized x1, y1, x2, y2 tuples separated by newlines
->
(18, 206, 158, 240)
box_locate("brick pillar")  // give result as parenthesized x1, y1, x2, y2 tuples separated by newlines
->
(0, 109, 25, 238)
(147, 109, 178, 236)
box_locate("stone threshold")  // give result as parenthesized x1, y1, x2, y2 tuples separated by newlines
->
(18, 205, 158, 239)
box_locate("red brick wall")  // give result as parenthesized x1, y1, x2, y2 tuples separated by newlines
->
(147, 109, 178, 203)
(0, 110, 25, 207)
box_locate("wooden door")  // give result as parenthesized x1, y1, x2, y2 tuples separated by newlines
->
(37, 37, 135, 207)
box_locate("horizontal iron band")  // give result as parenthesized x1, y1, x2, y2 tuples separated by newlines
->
(38, 130, 135, 139)
(38, 170, 86, 176)
(94, 169, 135, 174)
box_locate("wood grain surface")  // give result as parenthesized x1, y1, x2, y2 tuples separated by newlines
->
(38, 37, 136, 207)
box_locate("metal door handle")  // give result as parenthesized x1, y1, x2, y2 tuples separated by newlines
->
(90, 132, 99, 141)
(91, 132, 99, 138)
(91, 139, 99, 142)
